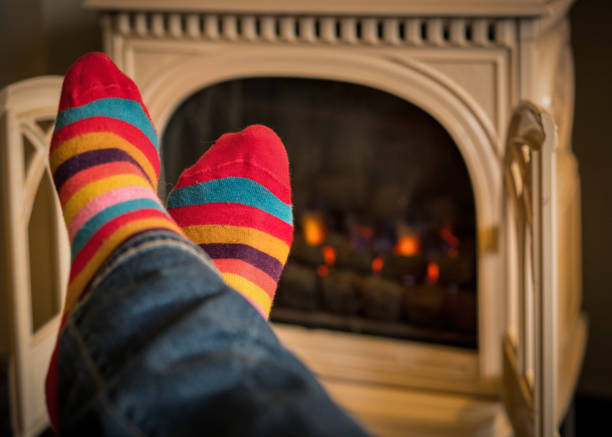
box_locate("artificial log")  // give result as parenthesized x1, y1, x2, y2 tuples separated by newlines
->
(381, 254, 428, 282)
(331, 239, 372, 273)
(358, 276, 404, 322)
(276, 263, 320, 311)
(321, 270, 361, 315)
(437, 253, 475, 286)
(290, 236, 324, 266)
(403, 285, 447, 329)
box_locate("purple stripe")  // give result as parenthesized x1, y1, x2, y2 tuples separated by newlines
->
(201, 243, 282, 281)
(53, 148, 151, 191)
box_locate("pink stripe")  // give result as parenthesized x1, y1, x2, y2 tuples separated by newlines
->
(59, 161, 147, 207)
(68, 185, 160, 241)
(214, 258, 277, 298)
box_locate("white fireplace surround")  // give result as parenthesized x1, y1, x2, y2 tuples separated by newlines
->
(0, 1, 585, 436)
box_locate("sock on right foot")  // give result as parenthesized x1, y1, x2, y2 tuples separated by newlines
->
(167, 125, 293, 319)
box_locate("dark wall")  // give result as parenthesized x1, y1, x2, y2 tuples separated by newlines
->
(0, 0, 100, 89)
(0, 0, 610, 398)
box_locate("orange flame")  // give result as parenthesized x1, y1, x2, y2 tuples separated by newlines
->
(303, 213, 325, 246)
(427, 262, 440, 283)
(394, 235, 420, 256)
(372, 256, 384, 273)
(317, 265, 329, 277)
(322, 245, 336, 266)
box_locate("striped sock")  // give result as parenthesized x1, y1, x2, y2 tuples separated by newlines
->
(49, 52, 183, 316)
(46, 52, 185, 430)
(167, 125, 293, 319)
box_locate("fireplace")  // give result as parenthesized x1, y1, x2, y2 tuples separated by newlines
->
(162, 77, 479, 349)
(0, 1, 587, 436)
(85, 1, 585, 435)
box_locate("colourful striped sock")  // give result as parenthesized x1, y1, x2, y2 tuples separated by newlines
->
(46, 52, 185, 429)
(167, 125, 293, 319)
(49, 52, 183, 316)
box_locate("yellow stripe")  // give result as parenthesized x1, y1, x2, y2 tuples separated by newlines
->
(222, 273, 272, 316)
(63, 217, 183, 316)
(63, 174, 152, 226)
(183, 224, 290, 264)
(50, 132, 157, 187)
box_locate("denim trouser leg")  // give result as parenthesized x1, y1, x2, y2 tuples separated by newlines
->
(56, 231, 370, 436)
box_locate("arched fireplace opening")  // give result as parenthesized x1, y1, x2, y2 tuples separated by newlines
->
(162, 77, 477, 349)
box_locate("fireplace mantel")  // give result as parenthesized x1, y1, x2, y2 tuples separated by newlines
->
(85, 0, 572, 18)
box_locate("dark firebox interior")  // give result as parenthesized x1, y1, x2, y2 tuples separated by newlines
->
(162, 77, 478, 349)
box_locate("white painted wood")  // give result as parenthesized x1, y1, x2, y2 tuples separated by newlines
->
(118, 33, 505, 381)
(168, 13, 183, 39)
(340, 17, 358, 44)
(383, 18, 401, 45)
(84, 3, 582, 434)
(84, 0, 573, 18)
(502, 102, 560, 437)
(203, 14, 219, 40)
(275, 324, 496, 397)
(321, 378, 510, 437)
(280, 16, 297, 43)
(405, 19, 424, 45)
(185, 14, 200, 39)
(0, 76, 66, 437)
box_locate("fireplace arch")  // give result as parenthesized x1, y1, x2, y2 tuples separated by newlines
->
(137, 49, 503, 376)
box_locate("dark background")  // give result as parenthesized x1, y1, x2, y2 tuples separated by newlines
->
(0, 0, 610, 434)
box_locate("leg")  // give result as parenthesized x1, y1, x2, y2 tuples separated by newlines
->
(57, 231, 369, 436)
(47, 53, 370, 436)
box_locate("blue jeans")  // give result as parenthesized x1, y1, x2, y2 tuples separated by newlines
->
(56, 231, 371, 436)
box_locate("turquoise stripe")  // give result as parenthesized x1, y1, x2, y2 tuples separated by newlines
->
(56, 98, 158, 150)
(167, 177, 293, 225)
(71, 198, 164, 259)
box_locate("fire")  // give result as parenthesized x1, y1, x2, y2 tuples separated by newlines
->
(371, 256, 384, 273)
(317, 265, 329, 277)
(427, 262, 440, 283)
(356, 225, 374, 240)
(440, 225, 459, 257)
(322, 245, 336, 266)
(394, 235, 420, 256)
(302, 213, 325, 246)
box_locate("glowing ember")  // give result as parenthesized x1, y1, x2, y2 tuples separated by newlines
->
(317, 265, 329, 277)
(427, 262, 440, 283)
(302, 213, 325, 246)
(356, 226, 374, 240)
(322, 245, 336, 266)
(394, 235, 420, 256)
(440, 225, 460, 257)
(371, 256, 384, 273)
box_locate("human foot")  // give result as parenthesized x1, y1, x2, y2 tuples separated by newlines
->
(49, 52, 184, 317)
(167, 125, 293, 318)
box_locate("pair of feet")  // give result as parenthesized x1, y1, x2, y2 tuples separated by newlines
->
(51, 52, 293, 321)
